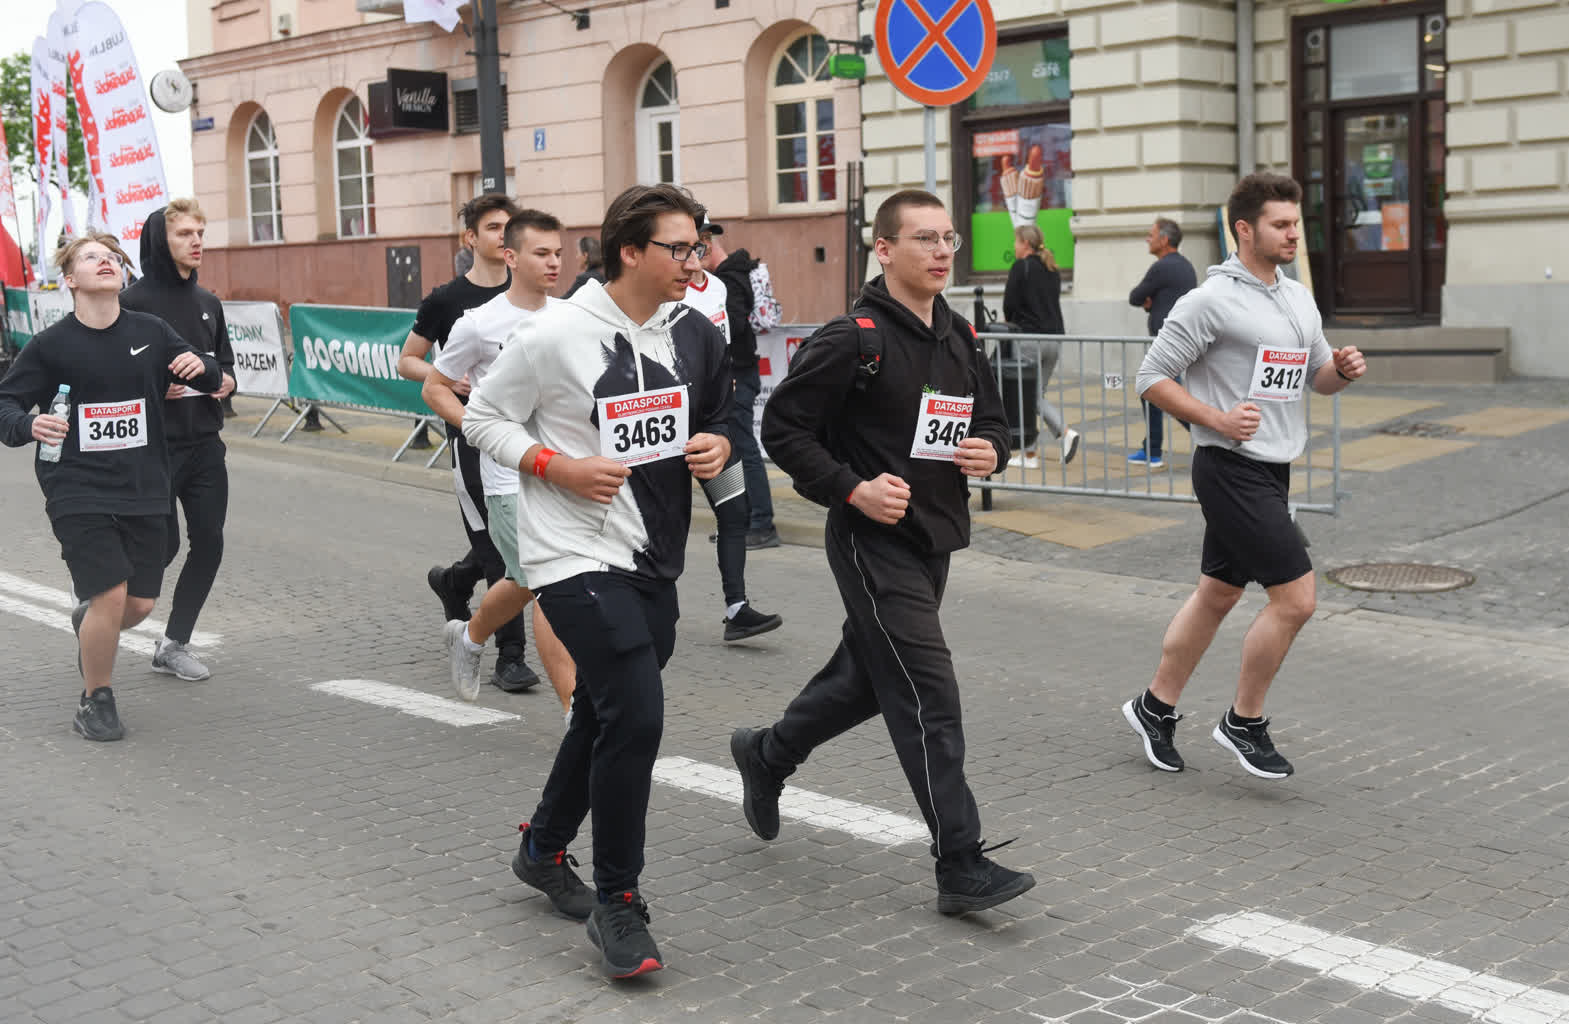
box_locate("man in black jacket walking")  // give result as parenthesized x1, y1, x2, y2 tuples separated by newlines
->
(708, 235, 778, 549)
(730, 190, 1035, 914)
(121, 200, 236, 681)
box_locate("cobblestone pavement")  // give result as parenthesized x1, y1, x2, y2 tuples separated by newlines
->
(4, 400, 1569, 1023)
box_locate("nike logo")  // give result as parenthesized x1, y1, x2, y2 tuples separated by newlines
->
(130, 345, 149, 356)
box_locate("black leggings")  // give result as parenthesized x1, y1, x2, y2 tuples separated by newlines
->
(164, 437, 228, 644)
(707, 460, 751, 607)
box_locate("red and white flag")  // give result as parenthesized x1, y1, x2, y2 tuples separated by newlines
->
(30, 39, 54, 281)
(73, 1, 167, 274)
(404, 0, 464, 32)
(47, 5, 79, 238)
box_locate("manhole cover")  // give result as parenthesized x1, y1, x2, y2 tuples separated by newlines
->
(1326, 562, 1476, 593)
(1378, 421, 1461, 438)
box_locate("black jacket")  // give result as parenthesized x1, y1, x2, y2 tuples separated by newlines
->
(713, 248, 759, 369)
(120, 208, 234, 445)
(0, 310, 221, 518)
(1129, 251, 1198, 335)
(1003, 255, 1064, 335)
(762, 276, 1010, 555)
(563, 267, 606, 300)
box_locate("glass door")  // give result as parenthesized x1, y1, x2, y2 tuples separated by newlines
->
(1332, 107, 1419, 314)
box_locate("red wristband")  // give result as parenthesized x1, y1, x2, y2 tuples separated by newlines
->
(533, 448, 557, 479)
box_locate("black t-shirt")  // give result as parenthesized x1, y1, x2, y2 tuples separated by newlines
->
(411, 273, 511, 350)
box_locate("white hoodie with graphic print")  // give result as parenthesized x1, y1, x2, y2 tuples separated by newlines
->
(462, 278, 733, 590)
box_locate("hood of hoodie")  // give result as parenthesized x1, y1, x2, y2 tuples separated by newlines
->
(137, 208, 196, 288)
(716, 247, 758, 276)
(1206, 254, 1310, 348)
(564, 275, 696, 392)
(857, 274, 958, 339)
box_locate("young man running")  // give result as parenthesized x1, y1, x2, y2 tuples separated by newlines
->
(1123, 173, 1366, 779)
(0, 233, 220, 740)
(464, 184, 733, 978)
(421, 209, 575, 709)
(120, 199, 235, 681)
(731, 190, 1035, 915)
(397, 194, 539, 692)
(682, 215, 783, 642)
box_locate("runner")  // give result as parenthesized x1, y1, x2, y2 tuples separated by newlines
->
(1122, 173, 1365, 779)
(682, 215, 783, 642)
(420, 208, 575, 708)
(396, 194, 539, 692)
(464, 184, 733, 978)
(120, 199, 235, 681)
(0, 233, 221, 741)
(729, 190, 1035, 915)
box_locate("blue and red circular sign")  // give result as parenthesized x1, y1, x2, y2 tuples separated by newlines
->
(875, 0, 997, 107)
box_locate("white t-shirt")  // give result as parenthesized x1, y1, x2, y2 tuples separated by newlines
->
(434, 293, 552, 496)
(683, 272, 730, 345)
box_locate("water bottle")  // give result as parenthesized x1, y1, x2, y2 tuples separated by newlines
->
(37, 385, 71, 463)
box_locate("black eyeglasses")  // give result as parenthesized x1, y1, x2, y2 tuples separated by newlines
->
(647, 239, 708, 263)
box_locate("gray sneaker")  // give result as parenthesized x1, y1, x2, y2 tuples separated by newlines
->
(151, 639, 211, 681)
(445, 619, 484, 702)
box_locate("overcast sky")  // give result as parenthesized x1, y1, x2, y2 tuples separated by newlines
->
(13, 0, 193, 236)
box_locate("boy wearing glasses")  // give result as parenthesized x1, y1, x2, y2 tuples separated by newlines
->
(731, 190, 1035, 914)
(0, 233, 221, 741)
(463, 185, 733, 979)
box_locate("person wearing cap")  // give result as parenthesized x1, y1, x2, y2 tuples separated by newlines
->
(683, 215, 783, 643)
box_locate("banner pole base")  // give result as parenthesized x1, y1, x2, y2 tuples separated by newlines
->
(424, 436, 452, 469)
(393, 416, 440, 463)
(251, 397, 286, 438)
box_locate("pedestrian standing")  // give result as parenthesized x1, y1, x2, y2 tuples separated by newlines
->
(1127, 217, 1198, 468)
(730, 190, 1035, 915)
(120, 199, 235, 681)
(464, 184, 734, 978)
(0, 233, 220, 740)
(1002, 223, 1080, 467)
(1122, 173, 1365, 779)
(710, 232, 779, 549)
(563, 236, 606, 299)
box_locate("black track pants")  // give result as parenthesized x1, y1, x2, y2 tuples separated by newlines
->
(163, 437, 228, 644)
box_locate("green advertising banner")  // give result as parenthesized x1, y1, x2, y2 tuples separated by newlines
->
(4, 288, 30, 349)
(287, 304, 429, 415)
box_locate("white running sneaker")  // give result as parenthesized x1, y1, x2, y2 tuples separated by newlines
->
(151, 638, 211, 681)
(445, 619, 484, 702)
(1061, 429, 1082, 466)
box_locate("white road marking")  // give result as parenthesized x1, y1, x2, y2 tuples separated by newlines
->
(653, 755, 930, 847)
(0, 593, 156, 655)
(311, 679, 520, 727)
(0, 570, 222, 648)
(1189, 912, 1569, 1024)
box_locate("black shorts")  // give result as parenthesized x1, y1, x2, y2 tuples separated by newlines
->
(1191, 445, 1312, 589)
(51, 513, 167, 601)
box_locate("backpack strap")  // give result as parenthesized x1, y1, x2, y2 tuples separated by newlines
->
(850, 310, 883, 392)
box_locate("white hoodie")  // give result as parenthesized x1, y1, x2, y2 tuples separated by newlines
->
(1136, 255, 1332, 464)
(462, 278, 733, 589)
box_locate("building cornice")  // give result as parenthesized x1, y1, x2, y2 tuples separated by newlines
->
(1445, 196, 1569, 223)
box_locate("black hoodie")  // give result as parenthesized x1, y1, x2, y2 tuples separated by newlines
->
(713, 247, 759, 369)
(120, 208, 234, 445)
(762, 276, 1010, 555)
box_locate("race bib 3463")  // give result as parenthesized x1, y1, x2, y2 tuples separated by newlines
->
(598, 385, 689, 466)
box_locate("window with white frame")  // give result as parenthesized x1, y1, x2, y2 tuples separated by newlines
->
(636, 60, 680, 186)
(245, 112, 282, 243)
(770, 33, 836, 208)
(334, 96, 375, 238)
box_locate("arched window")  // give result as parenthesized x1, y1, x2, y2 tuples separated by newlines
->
(245, 112, 282, 243)
(636, 60, 679, 186)
(769, 33, 836, 208)
(334, 96, 375, 238)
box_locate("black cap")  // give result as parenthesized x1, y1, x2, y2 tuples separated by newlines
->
(699, 217, 724, 236)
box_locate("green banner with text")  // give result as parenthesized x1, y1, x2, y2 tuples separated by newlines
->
(4, 288, 30, 349)
(287, 304, 429, 415)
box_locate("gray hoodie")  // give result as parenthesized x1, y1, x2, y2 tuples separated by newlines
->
(1136, 255, 1331, 464)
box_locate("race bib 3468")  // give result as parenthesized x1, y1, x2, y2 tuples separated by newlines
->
(77, 399, 149, 452)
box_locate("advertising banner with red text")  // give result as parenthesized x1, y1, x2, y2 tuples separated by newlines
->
(46, 8, 78, 238)
(74, 1, 167, 274)
(30, 39, 53, 281)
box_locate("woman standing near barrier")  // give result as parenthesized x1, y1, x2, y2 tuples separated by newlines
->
(1002, 224, 1080, 467)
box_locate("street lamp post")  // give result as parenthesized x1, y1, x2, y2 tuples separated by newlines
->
(474, 0, 506, 194)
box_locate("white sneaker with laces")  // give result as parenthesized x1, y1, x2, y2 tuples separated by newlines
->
(445, 619, 484, 702)
(1061, 429, 1082, 466)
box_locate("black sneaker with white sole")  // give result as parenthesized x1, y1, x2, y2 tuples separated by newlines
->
(426, 565, 472, 623)
(935, 839, 1035, 915)
(511, 823, 595, 920)
(1122, 696, 1185, 772)
(723, 603, 783, 642)
(587, 891, 664, 978)
(73, 688, 124, 742)
(1212, 712, 1294, 778)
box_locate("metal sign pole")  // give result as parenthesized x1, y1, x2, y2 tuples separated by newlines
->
(924, 106, 937, 193)
(475, 0, 506, 193)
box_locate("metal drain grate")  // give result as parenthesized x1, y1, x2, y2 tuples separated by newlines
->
(1326, 562, 1476, 593)
(1378, 421, 1462, 438)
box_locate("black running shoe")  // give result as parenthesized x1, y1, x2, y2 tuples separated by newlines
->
(512, 824, 595, 921)
(73, 688, 124, 742)
(426, 565, 472, 623)
(730, 727, 783, 841)
(935, 839, 1035, 915)
(1212, 712, 1295, 779)
(587, 891, 664, 978)
(723, 603, 783, 642)
(1122, 696, 1185, 772)
(745, 527, 781, 550)
(491, 653, 542, 693)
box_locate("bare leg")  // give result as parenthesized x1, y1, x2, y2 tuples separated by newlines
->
(1149, 574, 1244, 708)
(80, 583, 129, 693)
(1233, 571, 1316, 717)
(533, 602, 576, 712)
(123, 597, 155, 629)
(466, 579, 531, 646)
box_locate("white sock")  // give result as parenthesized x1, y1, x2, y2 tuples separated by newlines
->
(725, 602, 746, 619)
(461, 627, 484, 652)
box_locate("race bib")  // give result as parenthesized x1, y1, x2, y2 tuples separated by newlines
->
(1249, 348, 1309, 403)
(910, 392, 973, 461)
(78, 399, 149, 452)
(598, 385, 689, 466)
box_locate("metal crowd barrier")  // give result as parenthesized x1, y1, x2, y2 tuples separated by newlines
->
(974, 332, 1343, 518)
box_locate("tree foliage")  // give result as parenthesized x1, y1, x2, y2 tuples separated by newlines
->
(1, 51, 89, 194)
